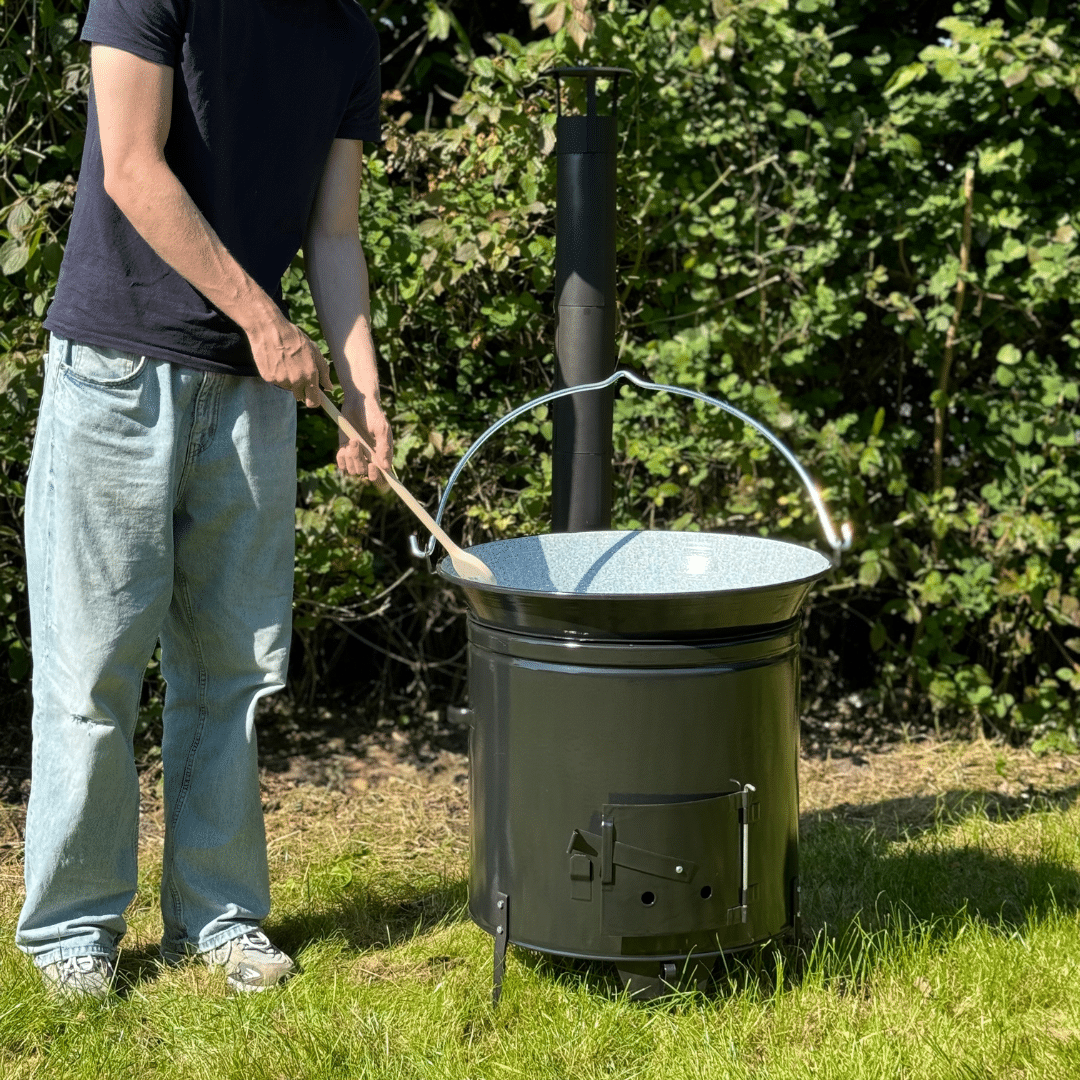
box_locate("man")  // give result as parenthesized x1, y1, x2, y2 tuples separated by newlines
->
(16, 0, 393, 997)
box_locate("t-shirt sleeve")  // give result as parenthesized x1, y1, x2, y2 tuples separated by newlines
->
(336, 30, 382, 144)
(81, 0, 187, 68)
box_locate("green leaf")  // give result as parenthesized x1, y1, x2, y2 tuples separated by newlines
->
(885, 62, 926, 96)
(0, 239, 29, 275)
(859, 552, 882, 587)
(49, 14, 79, 49)
(416, 219, 446, 239)
(6, 201, 33, 237)
(995, 365, 1016, 388)
(937, 17, 1000, 46)
(1002, 63, 1031, 89)
(934, 56, 962, 81)
(895, 133, 922, 156)
(649, 6, 673, 31)
(454, 240, 480, 264)
(1000, 236, 1027, 262)
(997, 344, 1023, 366)
(1040, 36, 1064, 62)
(427, 5, 451, 41)
(829, 53, 852, 68)
(1009, 421, 1035, 446)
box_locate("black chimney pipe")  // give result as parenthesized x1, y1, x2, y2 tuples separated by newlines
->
(549, 67, 631, 533)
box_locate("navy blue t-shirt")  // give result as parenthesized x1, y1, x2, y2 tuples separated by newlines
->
(45, 0, 381, 375)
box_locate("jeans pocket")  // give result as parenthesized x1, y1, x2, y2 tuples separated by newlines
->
(66, 343, 149, 387)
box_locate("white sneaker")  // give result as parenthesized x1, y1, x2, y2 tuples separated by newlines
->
(202, 929, 295, 992)
(38, 954, 116, 1000)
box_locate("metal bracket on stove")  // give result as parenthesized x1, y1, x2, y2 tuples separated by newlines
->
(492, 891, 510, 1007)
(568, 826, 697, 885)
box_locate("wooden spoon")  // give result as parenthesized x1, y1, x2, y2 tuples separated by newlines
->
(317, 391, 497, 585)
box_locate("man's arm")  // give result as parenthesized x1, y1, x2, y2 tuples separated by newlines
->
(303, 138, 392, 481)
(92, 43, 331, 407)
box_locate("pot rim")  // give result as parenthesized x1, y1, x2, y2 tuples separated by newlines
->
(436, 529, 832, 601)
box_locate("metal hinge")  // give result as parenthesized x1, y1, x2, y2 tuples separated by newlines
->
(726, 781, 758, 925)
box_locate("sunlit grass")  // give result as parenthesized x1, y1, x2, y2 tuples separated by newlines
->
(2, 751, 1080, 1079)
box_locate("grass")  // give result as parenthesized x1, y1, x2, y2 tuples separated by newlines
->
(2, 740, 1080, 1078)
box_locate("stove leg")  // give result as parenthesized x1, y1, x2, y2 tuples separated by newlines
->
(792, 875, 802, 944)
(492, 891, 510, 1006)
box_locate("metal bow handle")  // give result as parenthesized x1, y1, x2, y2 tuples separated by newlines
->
(409, 369, 854, 566)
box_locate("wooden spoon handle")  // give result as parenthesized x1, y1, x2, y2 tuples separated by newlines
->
(317, 391, 495, 583)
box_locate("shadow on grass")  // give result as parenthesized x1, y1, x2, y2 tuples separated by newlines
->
(780, 785, 1080, 1001)
(509, 940, 801, 1005)
(802, 784, 1080, 932)
(269, 876, 471, 960)
(802, 781, 1080, 841)
(113, 942, 175, 995)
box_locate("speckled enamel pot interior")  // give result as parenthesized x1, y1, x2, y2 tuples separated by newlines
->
(438, 530, 831, 638)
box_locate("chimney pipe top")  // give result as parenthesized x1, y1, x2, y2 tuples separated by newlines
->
(542, 66, 633, 118)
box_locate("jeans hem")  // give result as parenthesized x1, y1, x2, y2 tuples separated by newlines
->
(165, 920, 262, 958)
(198, 921, 263, 954)
(26, 943, 117, 967)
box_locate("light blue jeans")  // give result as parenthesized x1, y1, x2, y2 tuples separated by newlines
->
(17, 335, 297, 965)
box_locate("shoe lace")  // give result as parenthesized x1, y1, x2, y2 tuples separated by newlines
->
(233, 930, 279, 958)
(59, 955, 110, 980)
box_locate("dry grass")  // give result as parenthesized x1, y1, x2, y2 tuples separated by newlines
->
(801, 738, 1080, 828)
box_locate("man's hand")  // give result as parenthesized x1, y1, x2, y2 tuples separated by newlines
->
(245, 313, 333, 408)
(337, 388, 393, 483)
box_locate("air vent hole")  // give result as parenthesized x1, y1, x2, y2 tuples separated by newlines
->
(640, 891, 656, 906)
(700, 885, 713, 900)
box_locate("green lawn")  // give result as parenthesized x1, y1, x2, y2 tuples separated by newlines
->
(2, 741, 1079, 1079)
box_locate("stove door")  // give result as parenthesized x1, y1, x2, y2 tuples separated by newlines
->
(577, 790, 753, 937)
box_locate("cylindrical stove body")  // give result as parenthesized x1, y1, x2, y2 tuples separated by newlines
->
(466, 616, 801, 965)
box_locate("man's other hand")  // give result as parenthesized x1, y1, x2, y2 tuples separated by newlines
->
(337, 390, 393, 484)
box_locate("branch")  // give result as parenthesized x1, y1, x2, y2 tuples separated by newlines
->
(933, 167, 974, 494)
